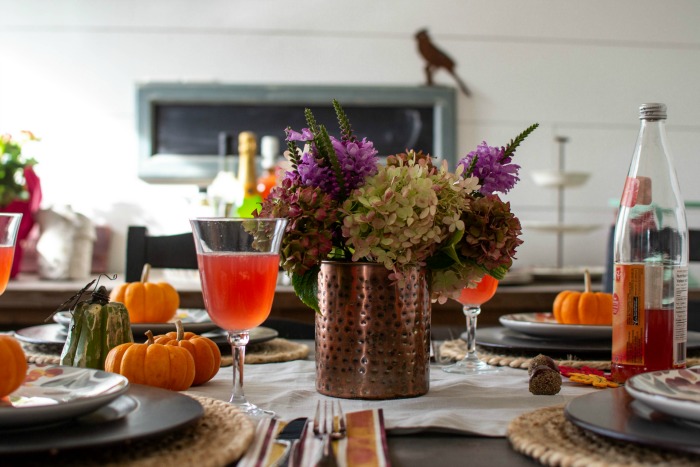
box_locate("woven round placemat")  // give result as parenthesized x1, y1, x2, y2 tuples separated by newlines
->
(22, 338, 310, 367)
(221, 338, 310, 366)
(507, 405, 700, 466)
(438, 339, 700, 371)
(3, 395, 256, 467)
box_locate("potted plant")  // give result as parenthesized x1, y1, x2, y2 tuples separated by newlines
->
(0, 131, 42, 278)
(256, 101, 537, 398)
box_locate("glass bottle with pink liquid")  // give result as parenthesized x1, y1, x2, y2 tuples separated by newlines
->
(612, 103, 688, 383)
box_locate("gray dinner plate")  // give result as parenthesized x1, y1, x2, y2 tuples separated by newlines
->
(53, 309, 219, 337)
(0, 383, 203, 454)
(473, 327, 700, 358)
(565, 388, 700, 455)
(203, 326, 279, 346)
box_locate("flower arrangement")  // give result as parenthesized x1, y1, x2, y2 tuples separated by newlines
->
(256, 101, 537, 311)
(0, 131, 39, 208)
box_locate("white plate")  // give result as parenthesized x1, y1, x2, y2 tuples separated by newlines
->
(524, 221, 602, 234)
(498, 312, 612, 340)
(626, 369, 700, 423)
(531, 170, 589, 188)
(0, 364, 129, 428)
(54, 308, 219, 337)
(530, 266, 605, 282)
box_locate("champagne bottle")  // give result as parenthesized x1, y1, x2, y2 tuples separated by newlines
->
(235, 131, 262, 218)
(611, 103, 688, 383)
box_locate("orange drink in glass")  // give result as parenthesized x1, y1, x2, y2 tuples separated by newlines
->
(0, 214, 22, 294)
(443, 274, 502, 374)
(190, 217, 286, 418)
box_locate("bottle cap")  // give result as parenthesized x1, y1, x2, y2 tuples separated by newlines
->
(639, 103, 667, 120)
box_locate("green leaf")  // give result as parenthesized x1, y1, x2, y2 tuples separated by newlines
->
(425, 251, 457, 270)
(291, 266, 320, 313)
(487, 265, 508, 280)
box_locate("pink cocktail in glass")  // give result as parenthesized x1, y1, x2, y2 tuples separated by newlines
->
(0, 214, 22, 295)
(197, 252, 279, 331)
(443, 274, 502, 374)
(191, 217, 287, 418)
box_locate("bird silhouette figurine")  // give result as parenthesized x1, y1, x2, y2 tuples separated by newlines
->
(415, 29, 471, 97)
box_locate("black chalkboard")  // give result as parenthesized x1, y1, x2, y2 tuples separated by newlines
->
(154, 103, 433, 157)
(137, 83, 456, 185)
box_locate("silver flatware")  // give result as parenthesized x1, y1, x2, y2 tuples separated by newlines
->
(273, 417, 307, 467)
(313, 400, 346, 467)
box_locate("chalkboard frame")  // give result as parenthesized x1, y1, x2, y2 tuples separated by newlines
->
(136, 83, 457, 186)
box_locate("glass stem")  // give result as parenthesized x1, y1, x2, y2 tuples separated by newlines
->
(462, 305, 481, 363)
(228, 331, 250, 405)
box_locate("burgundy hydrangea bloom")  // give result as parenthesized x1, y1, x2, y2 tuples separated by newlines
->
(457, 142, 520, 195)
(256, 176, 339, 275)
(458, 194, 523, 272)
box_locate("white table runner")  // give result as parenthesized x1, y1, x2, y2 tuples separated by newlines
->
(185, 351, 597, 437)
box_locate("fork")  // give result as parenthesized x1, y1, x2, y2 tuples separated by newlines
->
(313, 400, 346, 467)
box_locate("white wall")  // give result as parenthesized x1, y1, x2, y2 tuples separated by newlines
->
(2, 0, 700, 275)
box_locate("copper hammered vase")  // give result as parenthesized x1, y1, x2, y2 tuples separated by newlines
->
(315, 261, 431, 399)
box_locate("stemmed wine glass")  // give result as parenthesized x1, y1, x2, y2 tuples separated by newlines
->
(0, 213, 22, 294)
(190, 217, 287, 417)
(443, 274, 502, 374)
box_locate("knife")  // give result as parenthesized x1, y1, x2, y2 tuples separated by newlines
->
(274, 417, 307, 467)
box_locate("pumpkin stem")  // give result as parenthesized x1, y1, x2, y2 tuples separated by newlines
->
(90, 285, 110, 306)
(175, 319, 184, 341)
(145, 330, 155, 345)
(584, 268, 591, 293)
(141, 263, 151, 283)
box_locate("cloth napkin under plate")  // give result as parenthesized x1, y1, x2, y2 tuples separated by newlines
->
(239, 409, 390, 467)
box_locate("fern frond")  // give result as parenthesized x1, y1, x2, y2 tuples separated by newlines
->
(501, 123, 539, 162)
(317, 125, 346, 199)
(464, 154, 479, 178)
(333, 99, 356, 142)
(284, 128, 301, 173)
(304, 108, 319, 135)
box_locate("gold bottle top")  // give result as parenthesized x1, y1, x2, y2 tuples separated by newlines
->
(238, 131, 258, 197)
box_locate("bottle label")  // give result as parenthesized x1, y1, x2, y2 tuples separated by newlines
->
(620, 177, 639, 208)
(620, 176, 652, 207)
(612, 264, 645, 365)
(613, 264, 688, 368)
(674, 267, 688, 366)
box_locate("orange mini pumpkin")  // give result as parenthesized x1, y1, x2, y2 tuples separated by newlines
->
(0, 335, 28, 397)
(110, 263, 179, 323)
(553, 269, 612, 325)
(153, 320, 221, 386)
(104, 330, 195, 391)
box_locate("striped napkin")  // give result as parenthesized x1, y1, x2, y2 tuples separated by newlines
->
(239, 409, 390, 467)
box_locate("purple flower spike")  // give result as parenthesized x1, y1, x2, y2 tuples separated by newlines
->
(458, 142, 520, 195)
(286, 128, 314, 142)
(295, 135, 378, 200)
(331, 136, 379, 193)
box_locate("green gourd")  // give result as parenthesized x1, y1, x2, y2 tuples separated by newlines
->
(60, 285, 134, 370)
